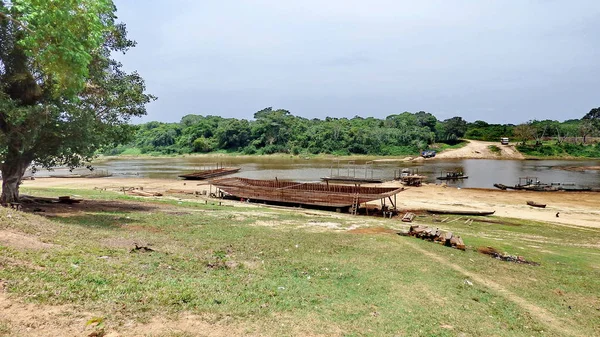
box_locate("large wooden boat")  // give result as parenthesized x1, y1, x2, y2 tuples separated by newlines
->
(178, 167, 240, 180)
(210, 177, 404, 208)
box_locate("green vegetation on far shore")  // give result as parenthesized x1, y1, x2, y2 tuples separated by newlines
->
(104, 109, 468, 157)
(517, 141, 600, 159)
(1, 187, 599, 336)
(103, 107, 600, 160)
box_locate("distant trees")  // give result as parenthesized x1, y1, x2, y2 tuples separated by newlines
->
(436, 117, 467, 144)
(513, 123, 536, 145)
(111, 109, 459, 156)
(109, 107, 600, 157)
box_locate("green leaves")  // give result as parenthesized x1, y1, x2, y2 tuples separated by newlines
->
(0, 0, 154, 203)
(7, 0, 116, 96)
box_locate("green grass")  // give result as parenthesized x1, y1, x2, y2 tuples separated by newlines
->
(432, 140, 469, 152)
(120, 147, 143, 155)
(488, 145, 501, 154)
(1, 188, 599, 336)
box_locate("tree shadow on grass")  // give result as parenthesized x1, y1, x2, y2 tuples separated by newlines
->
(21, 198, 159, 216)
(48, 212, 147, 230)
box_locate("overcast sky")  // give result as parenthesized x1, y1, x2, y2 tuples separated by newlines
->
(113, 0, 600, 124)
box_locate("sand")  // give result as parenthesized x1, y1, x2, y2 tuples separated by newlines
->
(21, 177, 600, 229)
(434, 139, 525, 160)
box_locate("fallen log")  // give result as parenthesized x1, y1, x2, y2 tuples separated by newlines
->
(128, 190, 163, 197)
(165, 189, 196, 195)
(20, 195, 81, 204)
(477, 246, 539, 265)
(58, 196, 82, 204)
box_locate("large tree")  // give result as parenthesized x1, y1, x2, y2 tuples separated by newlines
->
(436, 117, 467, 144)
(0, 1, 154, 203)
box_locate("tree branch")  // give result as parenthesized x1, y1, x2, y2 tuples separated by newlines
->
(0, 11, 34, 33)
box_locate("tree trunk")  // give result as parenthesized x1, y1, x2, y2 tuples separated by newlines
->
(1, 153, 31, 205)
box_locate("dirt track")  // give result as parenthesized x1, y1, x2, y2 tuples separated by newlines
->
(435, 140, 525, 159)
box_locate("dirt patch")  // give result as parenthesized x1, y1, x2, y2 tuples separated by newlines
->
(0, 292, 254, 337)
(101, 237, 137, 249)
(435, 140, 525, 160)
(0, 256, 44, 270)
(252, 220, 296, 228)
(303, 221, 343, 230)
(348, 227, 398, 234)
(0, 230, 57, 250)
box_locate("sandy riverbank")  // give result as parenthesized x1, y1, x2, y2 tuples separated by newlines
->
(434, 139, 525, 160)
(22, 177, 600, 229)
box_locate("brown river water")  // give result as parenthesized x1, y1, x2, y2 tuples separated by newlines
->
(38, 156, 600, 189)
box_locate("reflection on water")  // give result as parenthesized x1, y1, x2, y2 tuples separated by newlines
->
(38, 156, 600, 189)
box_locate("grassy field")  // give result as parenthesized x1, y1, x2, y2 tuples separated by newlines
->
(0, 187, 599, 336)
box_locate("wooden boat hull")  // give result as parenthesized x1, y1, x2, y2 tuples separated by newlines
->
(527, 201, 546, 208)
(179, 167, 240, 180)
(427, 209, 495, 216)
(211, 177, 404, 208)
(49, 173, 113, 178)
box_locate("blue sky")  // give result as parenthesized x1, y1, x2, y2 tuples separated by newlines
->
(113, 0, 600, 124)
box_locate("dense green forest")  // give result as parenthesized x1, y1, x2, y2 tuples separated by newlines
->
(105, 107, 600, 157)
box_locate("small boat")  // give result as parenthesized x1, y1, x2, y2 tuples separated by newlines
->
(527, 201, 546, 208)
(494, 177, 597, 192)
(436, 170, 467, 181)
(49, 171, 112, 178)
(427, 209, 495, 216)
(437, 175, 468, 181)
(178, 167, 240, 180)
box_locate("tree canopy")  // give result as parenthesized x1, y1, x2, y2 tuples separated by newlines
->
(0, 0, 155, 202)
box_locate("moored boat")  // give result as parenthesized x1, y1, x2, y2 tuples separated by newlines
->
(178, 167, 240, 180)
(526, 201, 546, 208)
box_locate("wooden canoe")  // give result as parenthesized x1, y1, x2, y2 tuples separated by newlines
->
(178, 167, 240, 180)
(526, 201, 546, 208)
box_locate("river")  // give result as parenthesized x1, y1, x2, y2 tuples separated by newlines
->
(38, 156, 600, 189)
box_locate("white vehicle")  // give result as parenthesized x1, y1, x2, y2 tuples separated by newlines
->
(500, 137, 509, 145)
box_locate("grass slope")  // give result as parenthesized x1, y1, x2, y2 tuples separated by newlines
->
(0, 188, 598, 336)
